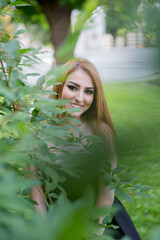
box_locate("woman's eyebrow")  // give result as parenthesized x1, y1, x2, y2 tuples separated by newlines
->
(67, 81, 94, 89)
(86, 87, 94, 89)
(67, 81, 80, 87)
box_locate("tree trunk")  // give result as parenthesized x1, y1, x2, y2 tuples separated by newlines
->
(37, 0, 71, 55)
(109, 28, 118, 47)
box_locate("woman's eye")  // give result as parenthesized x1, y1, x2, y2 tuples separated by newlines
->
(85, 90, 94, 95)
(67, 85, 77, 91)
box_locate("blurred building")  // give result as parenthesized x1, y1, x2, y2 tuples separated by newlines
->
(72, 6, 106, 54)
(72, 6, 145, 55)
(1, 5, 157, 83)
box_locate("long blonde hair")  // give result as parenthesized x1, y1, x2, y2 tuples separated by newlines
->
(51, 58, 116, 164)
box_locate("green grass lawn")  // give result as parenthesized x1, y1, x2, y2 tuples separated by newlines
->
(103, 79, 160, 240)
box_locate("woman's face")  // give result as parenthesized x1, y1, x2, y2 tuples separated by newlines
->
(61, 69, 94, 118)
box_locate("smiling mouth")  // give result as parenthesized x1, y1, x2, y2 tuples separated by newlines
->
(71, 103, 84, 109)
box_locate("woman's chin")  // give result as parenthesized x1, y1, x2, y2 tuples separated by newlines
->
(71, 112, 82, 119)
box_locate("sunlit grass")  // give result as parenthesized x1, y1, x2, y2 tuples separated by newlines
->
(103, 79, 160, 240)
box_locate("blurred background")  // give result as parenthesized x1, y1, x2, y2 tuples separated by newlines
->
(0, 0, 160, 239)
(1, 0, 160, 84)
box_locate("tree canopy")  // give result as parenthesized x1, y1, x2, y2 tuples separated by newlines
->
(103, 0, 141, 38)
(5, 0, 159, 52)
(103, 0, 160, 46)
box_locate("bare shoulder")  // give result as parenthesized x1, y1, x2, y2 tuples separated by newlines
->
(78, 122, 92, 136)
(99, 121, 117, 168)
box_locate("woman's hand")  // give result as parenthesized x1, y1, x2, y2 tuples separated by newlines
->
(95, 186, 115, 235)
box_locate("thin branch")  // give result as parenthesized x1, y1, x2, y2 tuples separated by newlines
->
(36, 185, 50, 208)
(0, 59, 8, 82)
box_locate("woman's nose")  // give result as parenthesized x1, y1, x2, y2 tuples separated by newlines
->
(75, 90, 84, 102)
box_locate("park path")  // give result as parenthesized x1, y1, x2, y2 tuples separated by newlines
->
(26, 47, 160, 85)
(75, 47, 160, 83)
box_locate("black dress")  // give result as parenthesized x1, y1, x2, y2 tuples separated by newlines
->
(49, 151, 141, 239)
(105, 197, 141, 240)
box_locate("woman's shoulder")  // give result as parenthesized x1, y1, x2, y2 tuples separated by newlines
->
(80, 120, 114, 138)
(78, 122, 92, 136)
(98, 121, 117, 168)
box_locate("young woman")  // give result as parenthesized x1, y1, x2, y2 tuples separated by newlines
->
(30, 58, 141, 239)
(52, 58, 117, 166)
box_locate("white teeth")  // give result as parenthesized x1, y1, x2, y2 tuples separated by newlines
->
(72, 104, 83, 109)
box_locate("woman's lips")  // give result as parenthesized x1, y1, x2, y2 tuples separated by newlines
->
(70, 103, 84, 109)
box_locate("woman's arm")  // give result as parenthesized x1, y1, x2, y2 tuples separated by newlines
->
(95, 152, 117, 234)
(30, 185, 47, 214)
(96, 185, 114, 222)
(28, 165, 47, 214)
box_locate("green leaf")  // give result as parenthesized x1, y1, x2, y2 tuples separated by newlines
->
(24, 197, 39, 205)
(43, 90, 57, 96)
(46, 65, 68, 87)
(105, 224, 120, 230)
(92, 206, 111, 220)
(56, 31, 80, 62)
(109, 182, 117, 191)
(0, 0, 8, 9)
(19, 48, 32, 54)
(0, 84, 15, 101)
(13, 29, 25, 37)
(112, 166, 125, 174)
(60, 167, 80, 179)
(25, 73, 41, 77)
(36, 75, 46, 86)
(133, 192, 151, 198)
(103, 173, 113, 186)
(7, 39, 20, 57)
(68, 117, 81, 125)
(67, 107, 81, 113)
(49, 193, 58, 199)
(115, 186, 133, 203)
(10, 1, 30, 7)
(1, 12, 23, 23)
(139, 185, 151, 192)
(12, 112, 30, 122)
(85, 134, 103, 142)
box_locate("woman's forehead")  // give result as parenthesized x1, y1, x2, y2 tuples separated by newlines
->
(66, 69, 94, 88)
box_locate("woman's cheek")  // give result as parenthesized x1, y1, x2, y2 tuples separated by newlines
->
(87, 95, 94, 106)
(62, 88, 74, 100)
